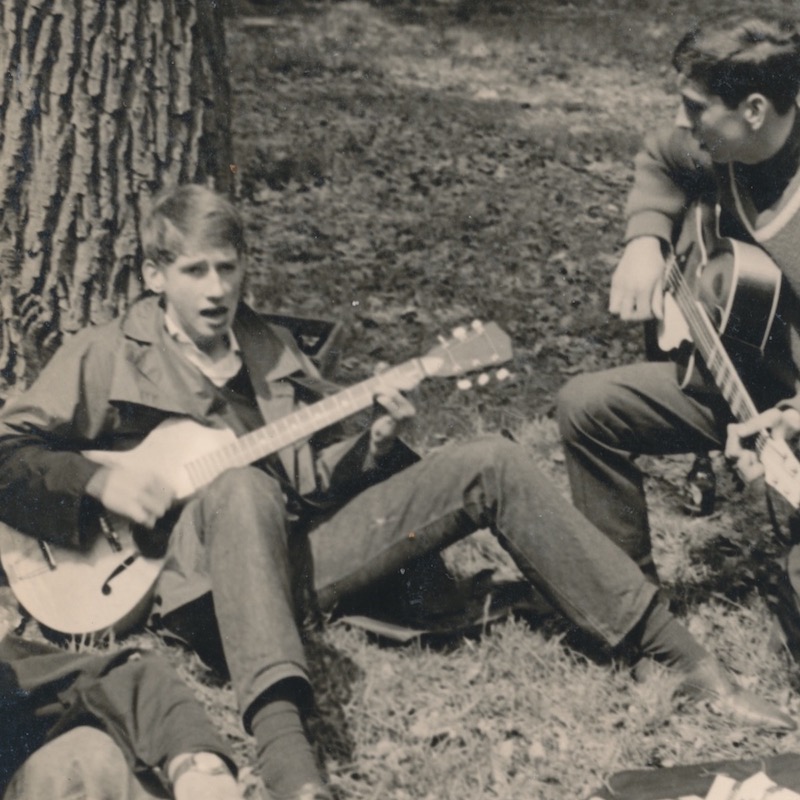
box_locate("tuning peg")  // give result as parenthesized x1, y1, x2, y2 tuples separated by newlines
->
(457, 378, 472, 391)
(471, 320, 484, 332)
(452, 326, 468, 340)
(496, 368, 511, 382)
(477, 373, 490, 387)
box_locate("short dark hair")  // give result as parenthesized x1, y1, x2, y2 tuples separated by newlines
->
(141, 184, 246, 266)
(673, 16, 800, 114)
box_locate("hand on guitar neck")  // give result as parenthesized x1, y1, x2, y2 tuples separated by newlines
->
(371, 375, 417, 460)
(86, 464, 176, 531)
(726, 407, 800, 484)
(609, 235, 667, 321)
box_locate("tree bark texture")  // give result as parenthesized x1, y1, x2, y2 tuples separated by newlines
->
(0, 0, 234, 394)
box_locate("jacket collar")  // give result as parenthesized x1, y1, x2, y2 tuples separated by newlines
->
(111, 295, 308, 427)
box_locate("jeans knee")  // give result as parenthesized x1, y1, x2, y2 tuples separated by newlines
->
(458, 435, 529, 487)
(199, 468, 288, 546)
(203, 467, 285, 512)
(557, 373, 601, 442)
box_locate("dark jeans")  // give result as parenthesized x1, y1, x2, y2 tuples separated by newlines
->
(156, 435, 657, 727)
(557, 361, 733, 568)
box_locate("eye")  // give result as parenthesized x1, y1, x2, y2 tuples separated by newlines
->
(683, 98, 704, 117)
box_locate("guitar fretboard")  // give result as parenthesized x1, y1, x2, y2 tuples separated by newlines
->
(183, 360, 425, 490)
(666, 262, 766, 452)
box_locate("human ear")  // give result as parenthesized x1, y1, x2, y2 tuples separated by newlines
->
(142, 259, 165, 294)
(742, 93, 768, 130)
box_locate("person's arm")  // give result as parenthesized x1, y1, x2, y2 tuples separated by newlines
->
(0, 323, 174, 542)
(611, 125, 716, 322)
(72, 650, 240, 796)
(0, 329, 114, 545)
(624, 124, 715, 244)
(725, 402, 800, 483)
(313, 378, 419, 500)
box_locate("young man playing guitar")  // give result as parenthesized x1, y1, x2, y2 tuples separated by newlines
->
(559, 15, 800, 581)
(0, 185, 792, 800)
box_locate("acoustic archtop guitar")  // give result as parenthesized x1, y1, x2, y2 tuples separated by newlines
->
(659, 202, 800, 513)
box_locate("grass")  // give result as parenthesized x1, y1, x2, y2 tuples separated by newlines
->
(6, 1, 800, 798)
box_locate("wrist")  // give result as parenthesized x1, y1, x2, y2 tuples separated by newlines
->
(85, 465, 109, 501)
(168, 751, 231, 786)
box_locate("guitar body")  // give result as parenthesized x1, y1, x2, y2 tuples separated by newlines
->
(659, 203, 783, 399)
(658, 204, 800, 547)
(0, 519, 162, 637)
(0, 419, 238, 637)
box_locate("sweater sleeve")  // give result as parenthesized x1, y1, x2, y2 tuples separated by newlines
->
(624, 124, 716, 245)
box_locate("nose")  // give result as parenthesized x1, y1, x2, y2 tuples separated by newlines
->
(675, 103, 691, 130)
(205, 268, 228, 297)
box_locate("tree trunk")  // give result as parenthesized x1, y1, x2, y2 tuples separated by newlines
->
(0, 0, 234, 394)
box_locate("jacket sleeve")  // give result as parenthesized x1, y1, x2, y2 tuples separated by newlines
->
(67, 649, 236, 784)
(0, 328, 116, 545)
(624, 124, 716, 245)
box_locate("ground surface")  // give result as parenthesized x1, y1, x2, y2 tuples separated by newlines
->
(225, 3, 800, 798)
(9, 2, 800, 799)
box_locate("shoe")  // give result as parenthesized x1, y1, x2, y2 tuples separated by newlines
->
(677, 656, 796, 732)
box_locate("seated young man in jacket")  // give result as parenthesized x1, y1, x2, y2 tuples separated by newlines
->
(558, 15, 800, 578)
(0, 184, 793, 800)
(0, 629, 241, 800)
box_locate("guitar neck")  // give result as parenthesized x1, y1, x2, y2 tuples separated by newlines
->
(666, 260, 760, 426)
(184, 359, 425, 490)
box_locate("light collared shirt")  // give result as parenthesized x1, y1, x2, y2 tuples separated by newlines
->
(164, 313, 243, 387)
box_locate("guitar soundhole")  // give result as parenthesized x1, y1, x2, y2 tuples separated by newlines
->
(101, 554, 139, 595)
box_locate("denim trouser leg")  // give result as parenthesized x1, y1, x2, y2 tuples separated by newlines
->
(158, 468, 309, 727)
(159, 434, 668, 727)
(310, 435, 659, 648)
(3, 728, 159, 800)
(557, 361, 730, 566)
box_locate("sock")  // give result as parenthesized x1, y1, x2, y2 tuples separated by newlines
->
(633, 599, 709, 671)
(250, 682, 323, 798)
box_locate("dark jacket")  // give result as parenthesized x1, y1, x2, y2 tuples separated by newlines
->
(0, 633, 234, 793)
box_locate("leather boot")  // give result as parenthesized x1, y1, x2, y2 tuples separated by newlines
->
(677, 656, 796, 732)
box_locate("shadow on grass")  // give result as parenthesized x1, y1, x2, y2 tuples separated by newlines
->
(305, 632, 363, 772)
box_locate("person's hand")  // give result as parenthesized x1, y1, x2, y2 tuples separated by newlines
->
(609, 236, 667, 321)
(86, 465, 175, 529)
(370, 386, 416, 459)
(725, 407, 800, 483)
(168, 752, 243, 800)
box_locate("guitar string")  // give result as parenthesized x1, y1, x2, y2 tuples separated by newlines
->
(667, 261, 768, 455)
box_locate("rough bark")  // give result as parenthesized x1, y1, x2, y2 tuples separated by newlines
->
(0, 0, 233, 393)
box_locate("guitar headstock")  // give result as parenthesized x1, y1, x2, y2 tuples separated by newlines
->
(420, 321, 513, 379)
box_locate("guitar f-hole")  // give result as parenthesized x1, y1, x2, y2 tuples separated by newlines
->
(101, 554, 140, 596)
